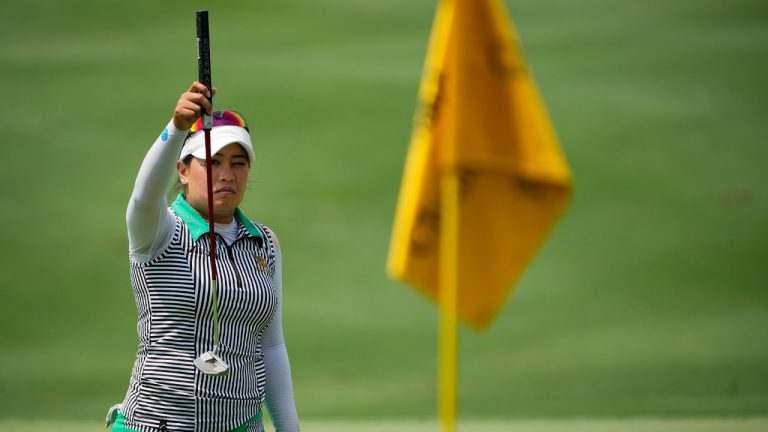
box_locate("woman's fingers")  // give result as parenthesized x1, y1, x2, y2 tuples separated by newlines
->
(173, 82, 218, 130)
(183, 91, 213, 115)
(187, 81, 212, 98)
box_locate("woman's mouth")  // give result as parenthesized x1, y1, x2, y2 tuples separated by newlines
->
(215, 187, 236, 195)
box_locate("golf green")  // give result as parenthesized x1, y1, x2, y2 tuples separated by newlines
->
(0, 0, 766, 421)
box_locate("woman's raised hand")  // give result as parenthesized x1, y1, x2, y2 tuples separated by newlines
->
(173, 81, 218, 130)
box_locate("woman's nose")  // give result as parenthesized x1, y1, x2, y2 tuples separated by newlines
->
(217, 163, 235, 180)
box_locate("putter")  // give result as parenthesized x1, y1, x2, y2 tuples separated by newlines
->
(193, 10, 229, 377)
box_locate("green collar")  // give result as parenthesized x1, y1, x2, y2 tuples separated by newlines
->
(171, 194, 263, 242)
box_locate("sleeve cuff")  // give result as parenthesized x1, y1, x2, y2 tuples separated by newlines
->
(165, 119, 189, 137)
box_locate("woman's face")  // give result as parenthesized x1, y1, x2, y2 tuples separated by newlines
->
(178, 143, 250, 223)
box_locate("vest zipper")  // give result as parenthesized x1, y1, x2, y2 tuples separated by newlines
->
(217, 234, 243, 289)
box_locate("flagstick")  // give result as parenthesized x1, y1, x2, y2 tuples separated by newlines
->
(438, 171, 460, 432)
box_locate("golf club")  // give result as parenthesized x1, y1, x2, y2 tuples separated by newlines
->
(192, 9, 230, 377)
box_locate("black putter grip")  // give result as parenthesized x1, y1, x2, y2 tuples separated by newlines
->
(196, 10, 213, 130)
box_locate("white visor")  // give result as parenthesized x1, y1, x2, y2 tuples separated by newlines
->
(179, 125, 255, 162)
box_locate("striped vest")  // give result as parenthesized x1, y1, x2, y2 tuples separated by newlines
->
(122, 195, 278, 432)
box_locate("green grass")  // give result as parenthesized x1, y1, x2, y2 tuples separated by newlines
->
(2, 418, 768, 432)
(1, 0, 767, 423)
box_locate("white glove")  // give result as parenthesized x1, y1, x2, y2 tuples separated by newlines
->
(105, 403, 122, 428)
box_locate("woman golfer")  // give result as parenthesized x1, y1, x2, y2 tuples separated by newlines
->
(110, 82, 300, 432)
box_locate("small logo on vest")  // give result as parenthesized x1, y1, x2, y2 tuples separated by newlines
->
(254, 255, 269, 273)
(161, 128, 169, 141)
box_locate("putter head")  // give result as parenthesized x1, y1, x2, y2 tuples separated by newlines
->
(194, 350, 230, 376)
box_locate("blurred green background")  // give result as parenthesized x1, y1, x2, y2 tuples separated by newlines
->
(1, 0, 767, 424)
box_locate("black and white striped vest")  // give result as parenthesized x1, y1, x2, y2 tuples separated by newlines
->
(122, 195, 278, 432)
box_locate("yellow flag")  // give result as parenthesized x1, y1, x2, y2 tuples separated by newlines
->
(387, 0, 573, 329)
